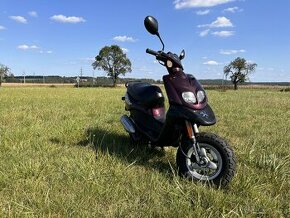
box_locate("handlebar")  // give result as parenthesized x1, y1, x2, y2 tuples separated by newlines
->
(146, 48, 169, 66)
(146, 48, 184, 71)
(146, 48, 159, 56)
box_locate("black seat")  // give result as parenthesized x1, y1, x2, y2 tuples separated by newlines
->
(127, 82, 164, 107)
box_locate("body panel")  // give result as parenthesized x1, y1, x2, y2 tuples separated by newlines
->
(163, 72, 207, 110)
(167, 104, 216, 126)
(126, 82, 165, 108)
(123, 86, 216, 146)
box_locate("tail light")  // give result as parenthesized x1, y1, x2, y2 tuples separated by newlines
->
(152, 107, 165, 121)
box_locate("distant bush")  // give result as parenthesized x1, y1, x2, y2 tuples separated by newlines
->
(280, 88, 290, 92)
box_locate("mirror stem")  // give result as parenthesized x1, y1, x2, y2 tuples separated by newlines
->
(157, 33, 165, 51)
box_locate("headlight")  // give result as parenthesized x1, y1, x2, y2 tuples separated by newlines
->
(197, 90, 206, 103)
(182, 92, 196, 104)
(167, 60, 173, 68)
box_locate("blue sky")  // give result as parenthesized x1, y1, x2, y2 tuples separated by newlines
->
(0, 0, 289, 82)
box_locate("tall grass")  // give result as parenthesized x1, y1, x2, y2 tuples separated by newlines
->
(0, 87, 289, 217)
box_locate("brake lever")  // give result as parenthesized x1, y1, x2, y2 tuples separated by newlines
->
(158, 60, 165, 66)
(156, 51, 168, 66)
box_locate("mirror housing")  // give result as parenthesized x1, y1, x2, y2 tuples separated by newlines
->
(179, 49, 185, 60)
(144, 16, 159, 35)
(144, 15, 165, 51)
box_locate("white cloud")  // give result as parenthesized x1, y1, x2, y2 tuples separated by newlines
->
(113, 35, 136, 42)
(39, 50, 53, 54)
(18, 45, 30, 50)
(212, 30, 234, 37)
(174, 0, 234, 9)
(28, 11, 38, 17)
(220, 49, 246, 55)
(17, 44, 39, 50)
(203, 60, 219, 65)
(50, 15, 86, 23)
(196, 9, 210, 15)
(198, 16, 233, 28)
(9, 16, 27, 24)
(0, 25, 6, 30)
(121, 48, 129, 53)
(199, 29, 210, 37)
(223, 6, 242, 13)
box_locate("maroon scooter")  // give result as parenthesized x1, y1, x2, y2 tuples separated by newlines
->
(121, 16, 236, 187)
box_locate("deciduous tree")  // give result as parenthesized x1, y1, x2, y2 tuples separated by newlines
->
(92, 45, 132, 87)
(224, 57, 257, 90)
(0, 64, 10, 86)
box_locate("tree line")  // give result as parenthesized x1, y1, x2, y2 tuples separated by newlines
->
(1, 74, 161, 86)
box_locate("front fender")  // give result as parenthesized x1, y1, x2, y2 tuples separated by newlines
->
(166, 104, 216, 126)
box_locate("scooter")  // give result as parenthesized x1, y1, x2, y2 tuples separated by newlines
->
(120, 16, 236, 187)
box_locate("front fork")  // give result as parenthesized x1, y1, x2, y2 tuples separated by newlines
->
(184, 120, 201, 163)
(183, 120, 217, 170)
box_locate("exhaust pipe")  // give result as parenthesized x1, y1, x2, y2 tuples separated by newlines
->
(120, 115, 135, 133)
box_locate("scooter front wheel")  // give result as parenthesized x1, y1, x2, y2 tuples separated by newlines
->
(176, 132, 236, 187)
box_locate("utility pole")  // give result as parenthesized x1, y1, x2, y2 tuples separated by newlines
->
(23, 71, 26, 84)
(80, 67, 83, 78)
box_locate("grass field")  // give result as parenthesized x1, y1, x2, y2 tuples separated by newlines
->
(0, 87, 289, 217)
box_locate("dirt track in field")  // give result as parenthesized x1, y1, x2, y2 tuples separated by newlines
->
(2, 83, 74, 87)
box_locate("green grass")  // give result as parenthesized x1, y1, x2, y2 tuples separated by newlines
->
(0, 87, 289, 217)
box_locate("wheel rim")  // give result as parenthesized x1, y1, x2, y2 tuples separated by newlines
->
(185, 143, 223, 181)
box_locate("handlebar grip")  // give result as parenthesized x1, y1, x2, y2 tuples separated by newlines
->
(146, 48, 158, 56)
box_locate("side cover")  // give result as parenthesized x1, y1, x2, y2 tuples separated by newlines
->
(127, 82, 164, 108)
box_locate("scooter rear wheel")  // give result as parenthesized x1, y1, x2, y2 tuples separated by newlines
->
(176, 132, 236, 187)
